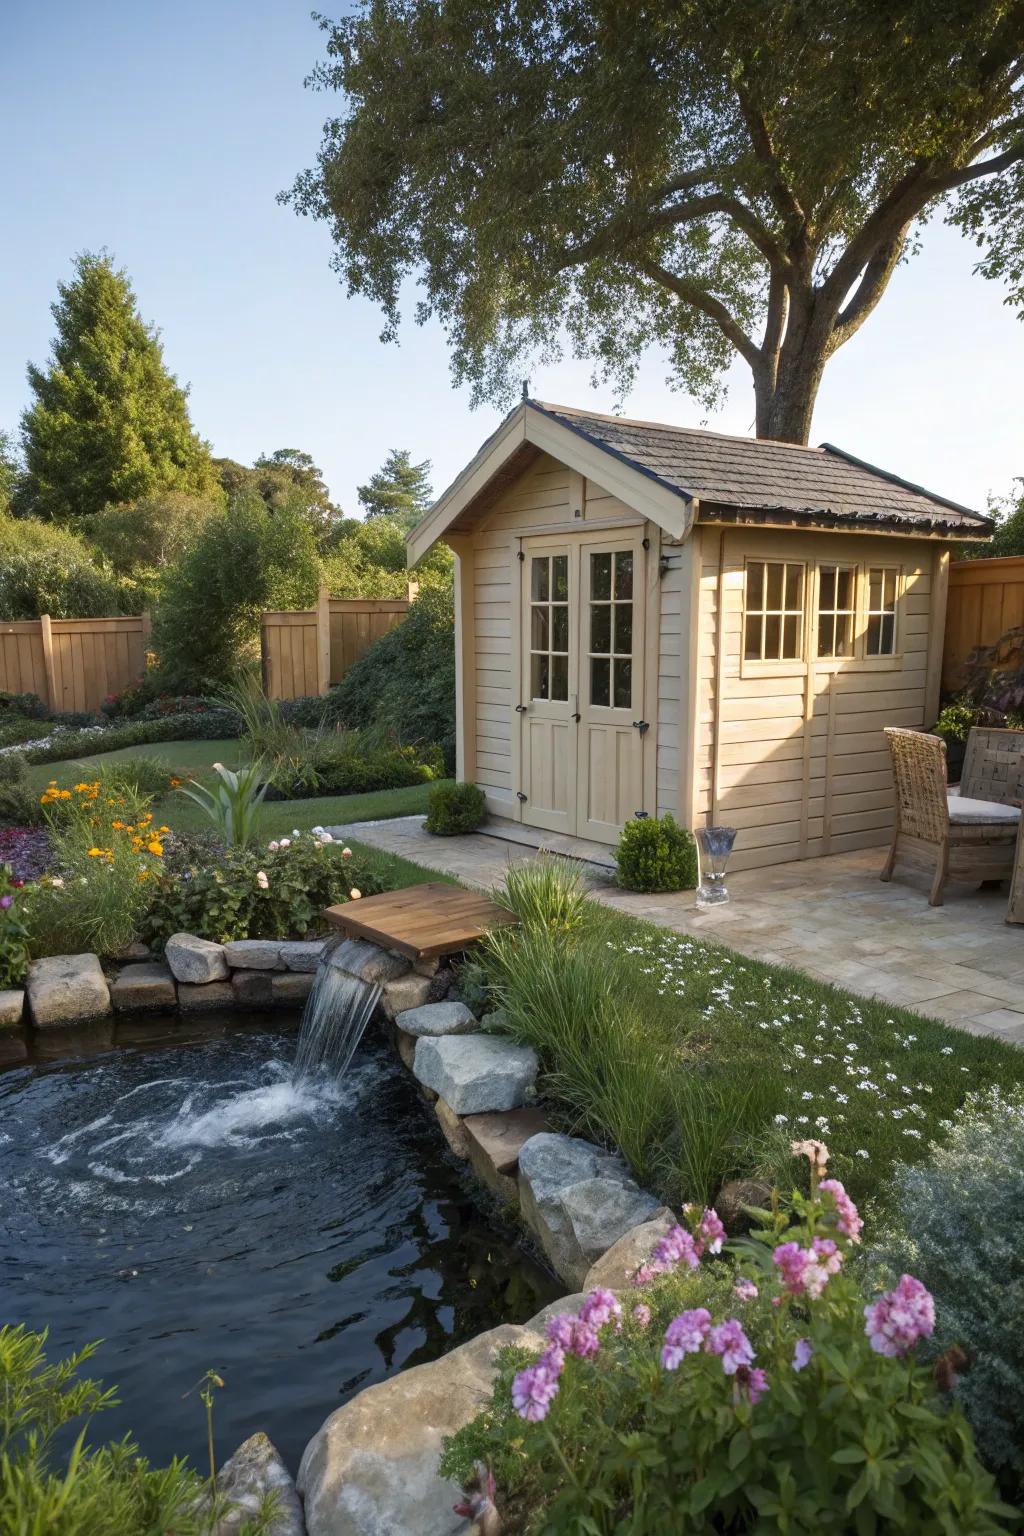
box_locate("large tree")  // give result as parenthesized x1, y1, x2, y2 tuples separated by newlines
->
(357, 448, 433, 529)
(16, 253, 218, 520)
(213, 447, 340, 545)
(286, 1, 1024, 443)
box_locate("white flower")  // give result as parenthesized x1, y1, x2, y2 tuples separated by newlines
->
(256, 870, 269, 890)
(320, 832, 334, 844)
(212, 762, 224, 772)
(50, 876, 64, 888)
(855, 1149, 869, 1159)
(940, 1046, 954, 1056)
(268, 840, 279, 852)
(292, 829, 301, 838)
(773, 1114, 788, 1125)
(342, 847, 352, 859)
(349, 887, 362, 900)
(279, 838, 290, 849)
(312, 825, 324, 835)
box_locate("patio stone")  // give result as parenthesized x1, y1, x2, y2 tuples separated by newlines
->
(27, 953, 110, 1028)
(110, 963, 177, 1012)
(412, 1034, 538, 1114)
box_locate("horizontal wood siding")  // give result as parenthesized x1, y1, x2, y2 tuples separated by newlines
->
(696, 528, 937, 872)
(657, 548, 683, 817)
(942, 555, 1024, 691)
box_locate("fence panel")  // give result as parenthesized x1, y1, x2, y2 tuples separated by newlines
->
(942, 556, 1024, 692)
(261, 588, 412, 700)
(0, 613, 148, 713)
(0, 621, 49, 701)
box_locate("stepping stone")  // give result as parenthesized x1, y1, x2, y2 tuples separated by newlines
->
(412, 1034, 538, 1114)
(0, 989, 24, 1029)
(27, 953, 111, 1029)
(178, 981, 235, 1012)
(224, 940, 284, 970)
(394, 1000, 477, 1037)
(110, 963, 176, 1012)
(517, 1132, 662, 1289)
(165, 933, 228, 984)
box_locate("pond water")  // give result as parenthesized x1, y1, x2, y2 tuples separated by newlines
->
(0, 1022, 558, 1470)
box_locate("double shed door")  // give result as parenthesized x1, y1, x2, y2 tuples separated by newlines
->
(519, 531, 647, 843)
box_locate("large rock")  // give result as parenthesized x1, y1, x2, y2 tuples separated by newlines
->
(165, 933, 228, 984)
(463, 1107, 550, 1200)
(232, 969, 277, 1008)
(273, 972, 315, 1005)
(0, 989, 24, 1029)
(412, 1034, 538, 1115)
(27, 953, 110, 1029)
(279, 941, 329, 973)
(394, 1001, 478, 1038)
(224, 940, 285, 971)
(381, 973, 433, 1021)
(109, 962, 177, 1013)
(178, 981, 236, 1012)
(433, 1097, 471, 1160)
(329, 938, 410, 984)
(298, 1320, 544, 1536)
(583, 1208, 677, 1291)
(215, 1432, 306, 1535)
(517, 1133, 662, 1289)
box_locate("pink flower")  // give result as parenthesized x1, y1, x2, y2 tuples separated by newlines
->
(279, 837, 291, 849)
(812, 1236, 843, 1276)
(341, 846, 352, 859)
(698, 1208, 726, 1255)
(545, 1312, 599, 1358)
(511, 1349, 563, 1421)
(864, 1274, 935, 1358)
(579, 1288, 622, 1332)
(660, 1308, 712, 1370)
(706, 1318, 755, 1376)
(772, 1240, 840, 1299)
(819, 1178, 863, 1244)
(255, 870, 269, 890)
(736, 1364, 769, 1404)
(632, 1304, 651, 1329)
(631, 1263, 664, 1288)
(651, 1224, 701, 1272)
(733, 1278, 759, 1302)
(545, 1313, 575, 1351)
(793, 1337, 813, 1372)
(268, 840, 280, 852)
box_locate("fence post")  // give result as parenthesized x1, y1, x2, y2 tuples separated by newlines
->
(316, 584, 332, 695)
(407, 580, 419, 602)
(39, 613, 56, 712)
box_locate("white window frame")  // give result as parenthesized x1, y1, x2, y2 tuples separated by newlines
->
(741, 558, 807, 672)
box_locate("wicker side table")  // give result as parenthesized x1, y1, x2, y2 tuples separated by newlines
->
(1009, 817, 1024, 926)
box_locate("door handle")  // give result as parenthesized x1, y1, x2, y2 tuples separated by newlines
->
(515, 704, 528, 714)
(632, 719, 650, 735)
(571, 691, 580, 723)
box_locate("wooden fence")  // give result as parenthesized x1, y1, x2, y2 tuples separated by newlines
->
(261, 587, 414, 700)
(0, 613, 150, 714)
(942, 555, 1024, 692)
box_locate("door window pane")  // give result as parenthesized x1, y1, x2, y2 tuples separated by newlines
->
(529, 553, 570, 700)
(613, 658, 632, 708)
(531, 605, 549, 649)
(552, 555, 568, 600)
(531, 558, 549, 601)
(614, 604, 633, 654)
(614, 551, 633, 599)
(591, 552, 612, 600)
(551, 654, 568, 700)
(531, 652, 549, 699)
(552, 603, 568, 651)
(590, 602, 611, 653)
(588, 549, 635, 710)
(744, 560, 804, 661)
(590, 656, 610, 707)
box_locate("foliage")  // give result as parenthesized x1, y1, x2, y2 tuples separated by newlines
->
(961, 626, 1024, 717)
(442, 1176, 1017, 1534)
(0, 828, 52, 883)
(492, 857, 586, 939)
(92, 754, 175, 799)
(877, 1088, 1024, 1496)
(616, 813, 698, 892)
(327, 583, 456, 770)
(480, 895, 1024, 1208)
(357, 448, 433, 531)
(322, 510, 451, 597)
(142, 829, 384, 946)
(0, 1324, 277, 1536)
(0, 548, 135, 620)
(987, 482, 1024, 558)
(26, 778, 169, 956)
(0, 716, 53, 750)
(215, 447, 340, 548)
(85, 489, 223, 576)
(287, 3, 1024, 443)
(0, 432, 19, 519)
(15, 252, 218, 522)
(0, 689, 48, 720)
(425, 779, 487, 835)
(0, 753, 45, 826)
(0, 865, 29, 987)
(934, 699, 988, 743)
(269, 733, 439, 799)
(177, 759, 268, 848)
(23, 708, 241, 764)
(153, 492, 321, 690)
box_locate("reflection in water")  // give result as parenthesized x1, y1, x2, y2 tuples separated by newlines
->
(0, 1028, 557, 1469)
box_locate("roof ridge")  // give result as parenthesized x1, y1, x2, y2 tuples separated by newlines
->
(534, 400, 828, 455)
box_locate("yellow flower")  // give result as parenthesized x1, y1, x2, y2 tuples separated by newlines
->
(146, 840, 163, 856)
(112, 820, 126, 830)
(87, 847, 102, 857)
(74, 782, 90, 792)
(158, 825, 170, 834)
(58, 790, 71, 800)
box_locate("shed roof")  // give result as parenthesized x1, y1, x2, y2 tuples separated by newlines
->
(407, 400, 991, 563)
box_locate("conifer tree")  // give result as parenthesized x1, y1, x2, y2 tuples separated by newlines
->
(16, 252, 217, 521)
(357, 448, 433, 531)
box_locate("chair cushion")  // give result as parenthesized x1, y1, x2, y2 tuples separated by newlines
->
(947, 789, 1022, 826)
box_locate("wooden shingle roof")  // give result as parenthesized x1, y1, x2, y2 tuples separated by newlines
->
(535, 402, 992, 536)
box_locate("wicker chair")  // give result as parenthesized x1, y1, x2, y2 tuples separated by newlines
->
(958, 726, 1024, 807)
(881, 727, 1021, 906)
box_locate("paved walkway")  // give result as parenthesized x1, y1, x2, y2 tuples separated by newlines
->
(340, 815, 1024, 1046)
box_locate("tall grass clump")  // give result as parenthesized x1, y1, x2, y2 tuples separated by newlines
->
(493, 857, 587, 940)
(876, 1087, 1024, 1496)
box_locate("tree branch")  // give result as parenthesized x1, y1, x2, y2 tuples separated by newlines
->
(640, 259, 761, 368)
(931, 140, 1024, 192)
(829, 226, 910, 353)
(734, 81, 806, 230)
(556, 191, 787, 274)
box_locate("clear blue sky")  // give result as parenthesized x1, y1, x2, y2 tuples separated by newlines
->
(3, 0, 1022, 517)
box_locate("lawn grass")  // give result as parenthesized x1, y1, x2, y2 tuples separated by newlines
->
(484, 877, 1024, 1212)
(27, 740, 451, 838)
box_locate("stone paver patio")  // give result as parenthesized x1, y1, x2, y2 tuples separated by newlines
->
(339, 815, 1024, 1046)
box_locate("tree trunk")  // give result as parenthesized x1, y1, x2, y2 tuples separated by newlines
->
(757, 345, 827, 444)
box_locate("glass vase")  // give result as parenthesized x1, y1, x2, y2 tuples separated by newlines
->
(695, 825, 737, 908)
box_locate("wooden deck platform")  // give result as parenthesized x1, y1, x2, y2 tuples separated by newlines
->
(323, 882, 518, 961)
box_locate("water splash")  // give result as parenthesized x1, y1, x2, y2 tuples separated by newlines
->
(293, 939, 382, 1080)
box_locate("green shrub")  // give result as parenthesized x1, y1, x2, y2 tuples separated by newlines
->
(0, 550, 134, 621)
(0, 753, 44, 826)
(267, 730, 437, 800)
(326, 584, 455, 770)
(93, 754, 174, 799)
(615, 813, 698, 892)
(0, 717, 54, 751)
(0, 689, 48, 719)
(23, 708, 241, 765)
(0, 864, 29, 986)
(493, 857, 586, 937)
(424, 780, 486, 835)
(142, 831, 387, 946)
(877, 1087, 1024, 1496)
(441, 1178, 1018, 1535)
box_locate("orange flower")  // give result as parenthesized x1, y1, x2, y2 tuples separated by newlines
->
(146, 840, 163, 856)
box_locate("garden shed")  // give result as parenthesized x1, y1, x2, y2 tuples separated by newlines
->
(408, 402, 992, 869)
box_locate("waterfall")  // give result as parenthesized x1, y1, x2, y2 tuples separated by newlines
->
(293, 940, 382, 1080)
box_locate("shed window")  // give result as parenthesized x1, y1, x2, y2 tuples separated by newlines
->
(588, 550, 633, 707)
(529, 554, 569, 700)
(744, 560, 804, 662)
(866, 567, 899, 656)
(817, 565, 856, 658)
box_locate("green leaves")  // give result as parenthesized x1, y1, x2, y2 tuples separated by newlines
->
(177, 759, 269, 849)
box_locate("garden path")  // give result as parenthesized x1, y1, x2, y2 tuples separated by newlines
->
(337, 816, 1024, 1046)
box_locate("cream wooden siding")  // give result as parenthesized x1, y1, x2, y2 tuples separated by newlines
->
(657, 546, 683, 818)
(694, 527, 937, 872)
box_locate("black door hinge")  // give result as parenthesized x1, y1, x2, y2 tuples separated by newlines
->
(517, 791, 528, 802)
(515, 703, 527, 713)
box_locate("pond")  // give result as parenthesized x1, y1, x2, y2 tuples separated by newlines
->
(0, 1021, 559, 1471)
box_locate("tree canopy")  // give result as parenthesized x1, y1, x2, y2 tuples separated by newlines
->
(287, 0, 1024, 442)
(213, 447, 340, 546)
(357, 448, 433, 530)
(16, 252, 218, 520)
